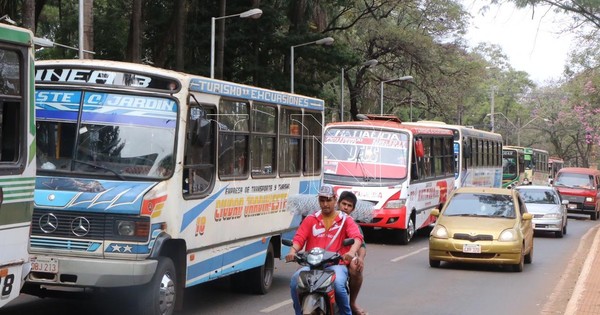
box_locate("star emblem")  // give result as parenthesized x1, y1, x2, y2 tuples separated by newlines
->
(123, 245, 133, 253)
(111, 244, 122, 252)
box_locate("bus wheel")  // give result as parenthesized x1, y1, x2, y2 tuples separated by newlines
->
(138, 256, 176, 315)
(397, 216, 415, 245)
(248, 242, 274, 294)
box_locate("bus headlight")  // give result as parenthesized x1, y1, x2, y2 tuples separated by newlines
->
(384, 199, 406, 209)
(111, 217, 151, 240)
(117, 220, 136, 236)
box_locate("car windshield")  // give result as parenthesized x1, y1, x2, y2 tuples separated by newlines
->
(554, 173, 595, 189)
(443, 193, 516, 218)
(516, 189, 558, 205)
(36, 89, 177, 180)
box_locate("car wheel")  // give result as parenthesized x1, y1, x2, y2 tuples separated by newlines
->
(524, 245, 533, 264)
(555, 225, 564, 238)
(429, 259, 441, 268)
(512, 248, 524, 272)
(591, 210, 598, 221)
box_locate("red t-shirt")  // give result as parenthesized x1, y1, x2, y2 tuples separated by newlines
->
(292, 210, 363, 264)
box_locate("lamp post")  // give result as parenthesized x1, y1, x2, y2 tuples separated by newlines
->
(340, 59, 378, 122)
(487, 113, 548, 146)
(490, 86, 496, 132)
(290, 37, 334, 93)
(210, 8, 263, 79)
(379, 76, 413, 115)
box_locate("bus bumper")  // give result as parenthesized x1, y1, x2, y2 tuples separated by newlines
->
(26, 255, 157, 288)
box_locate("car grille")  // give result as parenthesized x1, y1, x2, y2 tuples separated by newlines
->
(453, 233, 493, 242)
(451, 252, 497, 259)
(533, 214, 544, 218)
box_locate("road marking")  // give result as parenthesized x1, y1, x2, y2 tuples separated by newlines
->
(391, 247, 428, 262)
(260, 299, 292, 313)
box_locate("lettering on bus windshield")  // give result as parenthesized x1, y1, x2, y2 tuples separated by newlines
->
(35, 67, 179, 91)
(325, 129, 407, 148)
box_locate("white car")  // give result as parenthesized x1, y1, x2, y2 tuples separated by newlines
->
(515, 185, 568, 238)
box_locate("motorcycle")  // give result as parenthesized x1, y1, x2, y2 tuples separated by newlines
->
(283, 238, 355, 315)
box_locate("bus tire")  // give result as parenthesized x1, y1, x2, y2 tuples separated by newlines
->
(397, 215, 415, 245)
(247, 242, 274, 295)
(138, 256, 176, 315)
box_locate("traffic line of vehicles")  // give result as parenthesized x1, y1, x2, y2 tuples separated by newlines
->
(1, 21, 598, 314)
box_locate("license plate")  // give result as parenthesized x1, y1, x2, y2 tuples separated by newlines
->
(462, 244, 481, 254)
(568, 204, 577, 209)
(30, 257, 59, 274)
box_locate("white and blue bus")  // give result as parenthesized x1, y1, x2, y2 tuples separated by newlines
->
(0, 24, 36, 308)
(26, 59, 323, 314)
(405, 121, 503, 188)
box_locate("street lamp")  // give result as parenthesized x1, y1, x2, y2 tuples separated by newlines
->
(486, 113, 549, 146)
(379, 76, 413, 115)
(340, 59, 378, 122)
(290, 37, 334, 93)
(210, 8, 263, 79)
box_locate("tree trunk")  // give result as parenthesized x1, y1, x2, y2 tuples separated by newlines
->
(22, 0, 35, 33)
(174, 0, 186, 71)
(127, 0, 143, 63)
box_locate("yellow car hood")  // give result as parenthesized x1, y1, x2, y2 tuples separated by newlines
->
(438, 216, 518, 238)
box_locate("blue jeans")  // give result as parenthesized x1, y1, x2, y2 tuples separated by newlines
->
(290, 264, 351, 315)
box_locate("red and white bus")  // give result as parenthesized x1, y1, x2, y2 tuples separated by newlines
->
(322, 115, 455, 244)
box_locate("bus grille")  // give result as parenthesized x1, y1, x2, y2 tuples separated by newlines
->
(31, 209, 107, 240)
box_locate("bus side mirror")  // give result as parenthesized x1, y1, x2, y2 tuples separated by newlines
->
(191, 116, 210, 147)
(415, 139, 424, 158)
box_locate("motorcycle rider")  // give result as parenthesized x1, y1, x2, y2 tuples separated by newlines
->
(338, 191, 367, 315)
(286, 184, 363, 315)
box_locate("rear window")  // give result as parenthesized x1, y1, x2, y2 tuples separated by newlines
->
(554, 172, 595, 189)
(443, 193, 515, 218)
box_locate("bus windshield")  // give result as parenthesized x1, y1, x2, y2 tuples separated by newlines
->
(323, 128, 409, 180)
(36, 89, 177, 179)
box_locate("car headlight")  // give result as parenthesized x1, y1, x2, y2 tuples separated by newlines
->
(585, 197, 594, 202)
(499, 229, 517, 242)
(431, 224, 448, 239)
(543, 212, 561, 219)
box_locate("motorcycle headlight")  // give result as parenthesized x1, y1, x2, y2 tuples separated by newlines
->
(499, 229, 517, 242)
(307, 250, 324, 265)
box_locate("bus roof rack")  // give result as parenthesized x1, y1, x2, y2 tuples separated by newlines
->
(356, 114, 402, 123)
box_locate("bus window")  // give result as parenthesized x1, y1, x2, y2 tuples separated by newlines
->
(184, 106, 216, 196)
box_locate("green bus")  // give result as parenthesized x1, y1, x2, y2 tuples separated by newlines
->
(502, 146, 548, 188)
(0, 23, 36, 307)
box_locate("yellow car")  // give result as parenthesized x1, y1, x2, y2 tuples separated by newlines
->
(429, 187, 534, 272)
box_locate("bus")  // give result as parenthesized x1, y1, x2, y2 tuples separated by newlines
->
(26, 59, 323, 314)
(548, 157, 564, 184)
(404, 121, 503, 188)
(502, 146, 549, 187)
(322, 114, 455, 244)
(0, 24, 36, 308)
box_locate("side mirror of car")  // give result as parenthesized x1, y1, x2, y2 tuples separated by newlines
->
(430, 209, 440, 217)
(561, 200, 569, 205)
(522, 213, 533, 220)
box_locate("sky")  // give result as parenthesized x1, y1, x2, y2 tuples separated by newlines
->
(460, 1, 577, 84)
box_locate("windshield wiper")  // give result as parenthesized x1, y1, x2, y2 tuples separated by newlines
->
(355, 149, 375, 182)
(72, 159, 126, 180)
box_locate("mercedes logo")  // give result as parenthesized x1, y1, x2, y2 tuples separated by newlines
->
(71, 217, 91, 237)
(39, 213, 58, 233)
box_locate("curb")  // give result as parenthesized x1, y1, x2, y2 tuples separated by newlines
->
(564, 225, 600, 315)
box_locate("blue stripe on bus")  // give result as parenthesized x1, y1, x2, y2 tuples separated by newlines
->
(186, 239, 267, 284)
(180, 186, 227, 232)
(36, 109, 176, 128)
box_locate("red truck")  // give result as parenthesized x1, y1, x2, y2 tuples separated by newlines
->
(553, 167, 600, 220)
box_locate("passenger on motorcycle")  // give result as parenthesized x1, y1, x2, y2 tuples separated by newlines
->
(338, 191, 367, 315)
(286, 184, 364, 315)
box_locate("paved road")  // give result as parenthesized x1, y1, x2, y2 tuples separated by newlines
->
(2, 215, 596, 315)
